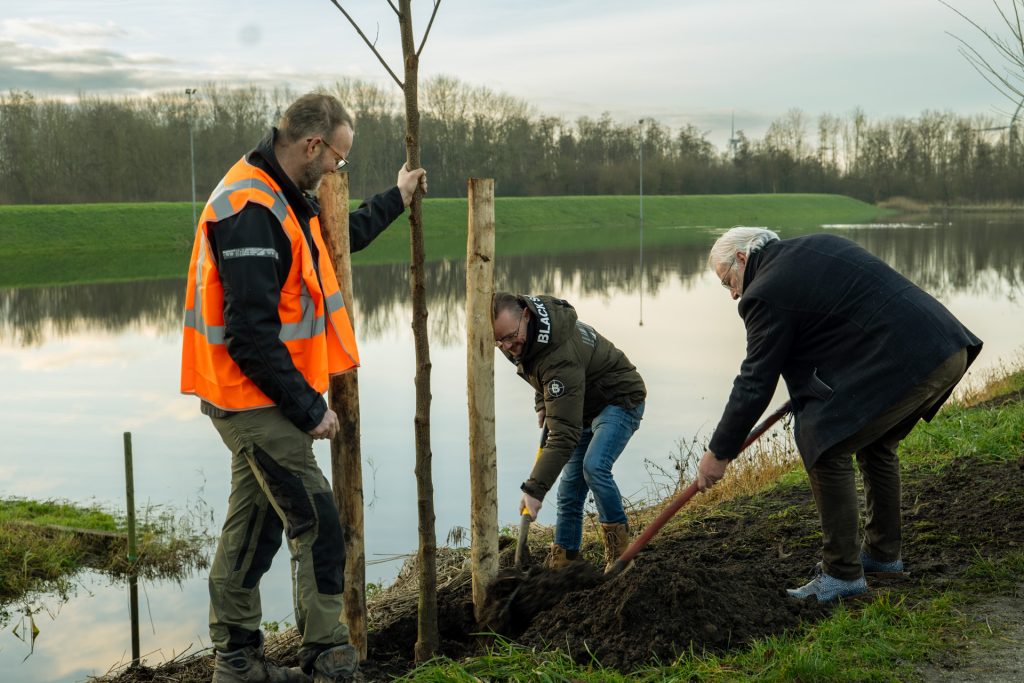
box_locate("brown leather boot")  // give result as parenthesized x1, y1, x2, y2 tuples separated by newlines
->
(601, 522, 631, 573)
(543, 543, 580, 570)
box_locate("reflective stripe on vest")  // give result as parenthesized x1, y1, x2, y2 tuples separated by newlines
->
(182, 175, 325, 346)
(180, 156, 360, 412)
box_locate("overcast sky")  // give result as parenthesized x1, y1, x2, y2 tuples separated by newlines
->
(1, 0, 1017, 148)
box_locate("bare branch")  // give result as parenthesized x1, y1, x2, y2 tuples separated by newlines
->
(327, 0, 404, 88)
(417, 0, 442, 57)
(387, 0, 400, 17)
(949, 31, 1024, 104)
(941, 0, 1024, 104)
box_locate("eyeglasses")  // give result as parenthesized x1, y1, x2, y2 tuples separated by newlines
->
(312, 137, 349, 171)
(719, 262, 736, 289)
(495, 313, 526, 347)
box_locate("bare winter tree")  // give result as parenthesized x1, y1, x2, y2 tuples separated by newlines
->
(328, 0, 442, 662)
(942, 0, 1024, 105)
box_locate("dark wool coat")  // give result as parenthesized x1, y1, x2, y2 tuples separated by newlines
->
(708, 233, 982, 468)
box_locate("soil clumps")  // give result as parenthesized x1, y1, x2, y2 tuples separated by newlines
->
(100, 436, 1024, 681)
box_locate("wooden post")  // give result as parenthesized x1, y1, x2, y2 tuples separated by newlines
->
(123, 432, 140, 667)
(465, 178, 497, 622)
(317, 171, 368, 659)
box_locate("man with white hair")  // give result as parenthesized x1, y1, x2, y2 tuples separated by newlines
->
(698, 227, 982, 602)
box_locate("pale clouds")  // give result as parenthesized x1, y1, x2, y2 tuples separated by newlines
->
(0, 0, 1011, 144)
(1, 18, 131, 44)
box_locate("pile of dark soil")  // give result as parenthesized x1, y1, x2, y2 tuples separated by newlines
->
(507, 486, 830, 670)
(100, 427, 1024, 681)
(442, 455, 1024, 674)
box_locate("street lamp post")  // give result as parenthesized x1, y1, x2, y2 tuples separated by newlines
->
(638, 118, 645, 327)
(185, 88, 198, 227)
(1011, 98, 1024, 164)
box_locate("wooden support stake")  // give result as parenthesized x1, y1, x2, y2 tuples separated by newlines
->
(123, 432, 140, 667)
(465, 178, 497, 621)
(318, 171, 368, 660)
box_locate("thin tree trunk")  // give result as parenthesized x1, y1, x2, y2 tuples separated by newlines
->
(398, 0, 438, 662)
(317, 171, 368, 659)
(465, 178, 497, 622)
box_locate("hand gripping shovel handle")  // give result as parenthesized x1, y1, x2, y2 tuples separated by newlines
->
(605, 400, 792, 577)
(514, 425, 549, 570)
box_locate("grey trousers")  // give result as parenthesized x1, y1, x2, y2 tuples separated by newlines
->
(807, 348, 969, 580)
(208, 406, 347, 670)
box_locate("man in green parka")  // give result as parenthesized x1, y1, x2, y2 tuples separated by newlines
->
(492, 292, 647, 569)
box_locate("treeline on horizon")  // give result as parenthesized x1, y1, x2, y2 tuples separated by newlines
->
(1, 77, 1021, 206)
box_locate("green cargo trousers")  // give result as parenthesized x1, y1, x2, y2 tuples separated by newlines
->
(807, 348, 969, 581)
(208, 406, 348, 670)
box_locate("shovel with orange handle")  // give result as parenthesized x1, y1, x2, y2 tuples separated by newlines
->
(605, 401, 793, 578)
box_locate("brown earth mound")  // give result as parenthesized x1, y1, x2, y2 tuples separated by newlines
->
(402, 453, 1024, 674)
(101, 445, 1024, 681)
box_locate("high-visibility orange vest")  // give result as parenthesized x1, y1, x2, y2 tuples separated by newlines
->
(180, 156, 360, 411)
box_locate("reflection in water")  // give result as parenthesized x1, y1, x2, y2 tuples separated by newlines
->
(828, 218, 1024, 301)
(1, 570, 211, 681)
(3, 216, 1022, 346)
(2, 215, 1023, 683)
(0, 278, 183, 346)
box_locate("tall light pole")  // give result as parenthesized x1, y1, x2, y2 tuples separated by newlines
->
(1011, 97, 1024, 164)
(185, 88, 198, 227)
(638, 118, 645, 327)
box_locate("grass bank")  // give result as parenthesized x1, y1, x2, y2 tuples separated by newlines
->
(879, 196, 1024, 215)
(0, 194, 888, 287)
(0, 498, 212, 606)
(394, 365, 1024, 681)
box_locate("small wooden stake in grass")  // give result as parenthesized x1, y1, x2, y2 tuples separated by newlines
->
(466, 178, 497, 622)
(318, 171, 368, 659)
(123, 431, 140, 667)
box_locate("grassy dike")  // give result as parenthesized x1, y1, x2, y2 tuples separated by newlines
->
(395, 368, 1024, 682)
(0, 194, 888, 288)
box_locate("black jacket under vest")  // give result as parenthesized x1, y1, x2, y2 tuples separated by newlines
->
(708, 233, 982, 468)
(204, 128, 405, 431)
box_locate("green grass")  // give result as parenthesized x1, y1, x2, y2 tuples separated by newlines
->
(0, 497, 213, 604)
(898, 385, 1024, 470)
(0, 498, 120, 531)
(0, 194, 889, 287)
(964, 550, 1024, 592)
(398, 594, 968, 682)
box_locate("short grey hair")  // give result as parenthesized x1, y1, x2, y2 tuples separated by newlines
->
(492, 291, 524, 321)
(708, 227, 780, 271)
(278, 92, 354, 144)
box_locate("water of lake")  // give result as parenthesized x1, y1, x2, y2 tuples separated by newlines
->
(2, 215, 1022, 681)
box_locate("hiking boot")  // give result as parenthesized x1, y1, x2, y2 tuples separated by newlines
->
(786, 563, 867, 603)
(543, 544, 580, 570)
(311, 643, 359, 683)
(861, 551, 905, 574)
(600, 522, 631, 573)
(212, 633, 310, 683)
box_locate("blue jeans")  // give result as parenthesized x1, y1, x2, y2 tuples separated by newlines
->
(554, 402, 644, 551)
